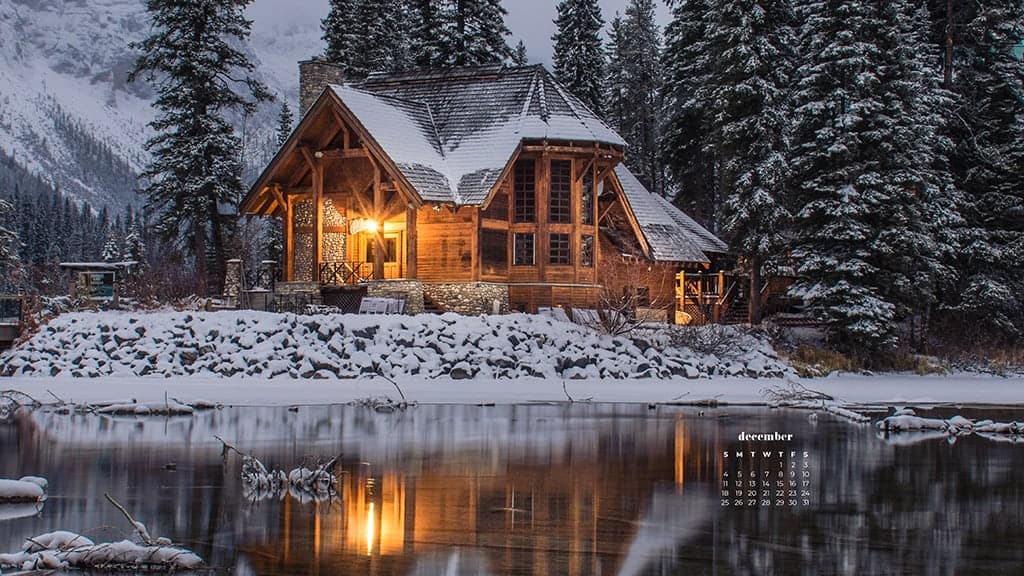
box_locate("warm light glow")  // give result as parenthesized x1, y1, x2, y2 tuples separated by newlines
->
(366, 502, 375, 556)
(365, 220, 379, 234)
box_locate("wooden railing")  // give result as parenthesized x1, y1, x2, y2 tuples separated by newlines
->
(319, 261, 373, 285)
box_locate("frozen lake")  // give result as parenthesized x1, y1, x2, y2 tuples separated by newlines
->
(1, 403, 1022, 574)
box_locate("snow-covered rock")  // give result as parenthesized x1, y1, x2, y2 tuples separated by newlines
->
(1, 311, 792, 382)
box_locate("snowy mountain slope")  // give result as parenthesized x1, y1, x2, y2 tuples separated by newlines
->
(0, 0, 322, 211)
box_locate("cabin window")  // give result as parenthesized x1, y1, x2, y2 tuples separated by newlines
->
(513, 159, 536, 223)
(365, 237, 397, 263)
(513, 233, 535, 266)
(482, 229, 508, 274)
(549, 159, 572, 223)
(581, 170, 594, 225)
(549, 233, 571, 265)
(581, 234, 594, 267)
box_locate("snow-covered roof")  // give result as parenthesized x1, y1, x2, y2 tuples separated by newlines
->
(336, 65, 625, 205)
(613, 165, 728, 263)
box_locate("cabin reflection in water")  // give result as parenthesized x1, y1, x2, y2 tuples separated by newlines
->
(239, 417, 719, 576)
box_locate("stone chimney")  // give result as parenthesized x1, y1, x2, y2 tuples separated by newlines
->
(299, 59, 346, 115)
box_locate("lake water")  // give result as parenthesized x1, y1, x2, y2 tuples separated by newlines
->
(1, 403, 1022, 575)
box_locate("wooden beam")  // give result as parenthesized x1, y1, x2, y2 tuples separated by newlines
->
(271, 183, 286, 209)
(575, 157, 596, 181)
(285, 195, 294, 281)
(315, 148, 370, 159)
(381, 193, 406, 221)
(329, 107, 351, 149)
(373, 164, 385, 280)
(520, 144, 625, 158)
(406, 205, 417, 279)
(596, 163, 617, 185)
(298, 145, 317, 173)
(313, 159, 323, 278)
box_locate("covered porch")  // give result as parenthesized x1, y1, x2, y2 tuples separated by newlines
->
(241, 90, 422, 288)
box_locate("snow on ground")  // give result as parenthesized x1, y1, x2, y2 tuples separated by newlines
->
(0, 311, 1021, 406)
(0, 311, 789, 381)
(1, 372, 1022, 407)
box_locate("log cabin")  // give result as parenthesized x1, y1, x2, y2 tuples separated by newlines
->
(240, 62, 731, 322)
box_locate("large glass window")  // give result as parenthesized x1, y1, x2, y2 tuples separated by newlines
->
(513, 159, 536, 223)
(549, 159, 572, 223)
(514, 233, 535, 266)
(549, 233, 571, 265)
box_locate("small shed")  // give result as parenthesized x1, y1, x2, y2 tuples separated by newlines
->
(59, 261, 137, 303)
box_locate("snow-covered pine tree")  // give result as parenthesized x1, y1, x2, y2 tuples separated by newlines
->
(124, 227, 147, 267)
(945, 0, 1024, 340)
(606, 0, 666, 195)
(661, 0, 717, 224)
(552, 0, 606, 115)
(700, 0, 795, 324)
(322, 0, 360, 72)
(789, 0, 899, 353)
(324, 0, 411, 78)
(102, 235, 120, 263)
(130, 0, 271, 296)
(512, 40, 528, 65)
(411, 0, 446, 67)
(0, 198, 22, 292)
(875, 1, 963, 342)
(277, 101, 293, 148)
(437, 0, 513, 66)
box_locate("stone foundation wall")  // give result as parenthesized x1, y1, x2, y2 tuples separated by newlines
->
(274, 281, 322, 305)
(365, 280, 425, 315)
(423, 282, 510, 315)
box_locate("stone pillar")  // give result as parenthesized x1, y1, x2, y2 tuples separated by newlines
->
(224, 259, 244, 307)
(260, 260, 279, 290)
(299, 59, 346, 115)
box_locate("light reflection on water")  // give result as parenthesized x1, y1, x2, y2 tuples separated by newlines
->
(0, 403, 1022, 575)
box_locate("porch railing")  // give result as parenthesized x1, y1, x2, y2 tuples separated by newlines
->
(319, 261, 373, 285)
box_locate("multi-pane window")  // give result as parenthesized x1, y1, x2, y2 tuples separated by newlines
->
(514, 233, 535, 266)
(581, 234, 594, 267)
(581, 170, 594, 225)
(514, 159, 536, 223)
(549, 159, 572, 223)
(549, 233, 571, 265)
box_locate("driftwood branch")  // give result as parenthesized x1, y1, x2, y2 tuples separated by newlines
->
(104, 493, 155, 546)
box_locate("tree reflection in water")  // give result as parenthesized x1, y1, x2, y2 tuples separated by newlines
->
(0, 404, 1021, 575)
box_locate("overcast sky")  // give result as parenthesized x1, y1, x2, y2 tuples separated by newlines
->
(246, 1, 672, 67)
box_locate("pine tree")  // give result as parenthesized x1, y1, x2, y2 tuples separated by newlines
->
(946, 0, 1024, 340)
(437, 0, 513, 66)
(0, 198, 22, 292)
(661, 0, 718, 225)
(789, 0, 950, 353)
(322, 0, 360, 71)
(411, 0, 446, 67)
(124, 227, 148, 268)
(130, 0, 271, 296)
(699, 0, 796, 324)
(323, 0, 411, 78)
(102, 236, 121, 262)
(606, 0, 666, 195)
(512, 39, 528, 65)
(277, 101, 293, 148)
(552, 0, 606, 115)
